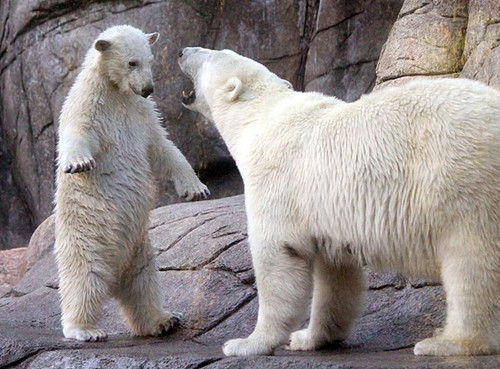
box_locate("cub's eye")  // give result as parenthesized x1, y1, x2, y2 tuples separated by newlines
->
(128, 60, 139, 67)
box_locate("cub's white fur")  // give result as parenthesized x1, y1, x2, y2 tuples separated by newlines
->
(178, 47, 500, 356)
(55, 26, 209, 342)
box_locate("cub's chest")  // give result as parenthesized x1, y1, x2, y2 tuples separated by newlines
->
(99, 107, 153, 153)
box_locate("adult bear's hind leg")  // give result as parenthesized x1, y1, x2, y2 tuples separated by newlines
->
(288, 255, 365, 351)
(414, 231, 500, 356)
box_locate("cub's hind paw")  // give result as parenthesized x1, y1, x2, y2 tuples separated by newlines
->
(134, 312, 183, 337)
(63, 325, 108, 342)
(158, 312, 183, 334)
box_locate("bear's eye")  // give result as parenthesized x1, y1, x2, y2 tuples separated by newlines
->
(128, 60, 139, 68)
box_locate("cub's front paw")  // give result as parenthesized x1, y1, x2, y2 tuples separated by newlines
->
(174, 177, 210, 201)
(223, 337, 274, 356)
(63, 325, 108, 342)
(63, 156, 96, 174)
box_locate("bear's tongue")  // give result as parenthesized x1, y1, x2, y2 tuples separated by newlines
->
(182, 90, 196, 105)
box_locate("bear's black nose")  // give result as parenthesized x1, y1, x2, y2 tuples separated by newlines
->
(178, 49, 184, 58)
(142, 85, 154, 98)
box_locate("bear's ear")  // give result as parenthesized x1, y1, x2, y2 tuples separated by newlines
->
(95, 39, 112, 52)
(147, 32, 160, 45)
(223, 77, 244, 102)
(281, 79, 293, 90)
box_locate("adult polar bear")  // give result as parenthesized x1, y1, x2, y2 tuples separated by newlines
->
(178, 47, 500, 356)
(55, 26, 209, 342)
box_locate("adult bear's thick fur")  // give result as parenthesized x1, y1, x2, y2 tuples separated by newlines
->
(178, 47, 499, 357)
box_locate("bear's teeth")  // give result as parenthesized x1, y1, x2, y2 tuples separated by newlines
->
(182, 90, 196, 105)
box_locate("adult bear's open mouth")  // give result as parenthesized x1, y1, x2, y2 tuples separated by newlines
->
(180, 78, 196, 105)
(181, 89, 196, 105)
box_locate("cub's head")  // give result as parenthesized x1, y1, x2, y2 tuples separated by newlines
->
(177, 47, 292, 120)
(93, 25, 159, 98)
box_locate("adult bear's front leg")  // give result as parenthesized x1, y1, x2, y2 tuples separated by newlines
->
(223, 236, 314, 356)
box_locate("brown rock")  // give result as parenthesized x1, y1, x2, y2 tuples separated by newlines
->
(305, 0, 403, 101)
(25, 214, 55, 272)
(0, 247, 27, 288)
(461, 0, 500, 88)
(376, 0, 500, 89)
(376, 0, 468, 87)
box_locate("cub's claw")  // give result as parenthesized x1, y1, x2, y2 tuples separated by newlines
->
(157, 312, 183, 335)
(180, 182, 210, 201)
(173, 174, 210, 201)
(63, 157, 96, 174)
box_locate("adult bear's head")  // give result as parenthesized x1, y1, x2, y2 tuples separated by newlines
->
(92, 25, 159, 98)
(177, 47, 292, 122)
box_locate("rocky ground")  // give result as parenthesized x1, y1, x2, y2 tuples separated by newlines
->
(1, 196, 498, 368)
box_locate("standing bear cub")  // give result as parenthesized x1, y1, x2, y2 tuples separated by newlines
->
(178, 47, 500, 356)
(55, 26, 209, 342)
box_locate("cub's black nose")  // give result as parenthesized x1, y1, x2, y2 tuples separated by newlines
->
(142, 85, 154, 98)
(178, 49, 184, 58)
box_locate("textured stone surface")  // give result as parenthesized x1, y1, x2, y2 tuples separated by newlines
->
(461, 0, 500, 88)
(0, 0, 404, 250)
(305, 0, 403, 102)
(1, 195, 498, 368)
(376, 0, 500, 89)
(0, 247, 27, 288)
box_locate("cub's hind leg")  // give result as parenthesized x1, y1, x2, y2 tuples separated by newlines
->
(56, 240, 110, 342)
(114, 239, 181, 336)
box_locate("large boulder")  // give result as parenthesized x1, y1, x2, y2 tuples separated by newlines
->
(376, 0, 500, 88)
(305, 0, 403, 101)
(0, 0, 404, 250)
(1, 195, 498, 368)
(0, 247, 26, 290)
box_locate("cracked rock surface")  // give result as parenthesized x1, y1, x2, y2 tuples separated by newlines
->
(376, 0, 500, 88)
(1, 195, 498, 368)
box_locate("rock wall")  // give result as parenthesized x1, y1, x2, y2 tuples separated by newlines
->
(376, 0, 500, 88)
(0, 0, 404, 250)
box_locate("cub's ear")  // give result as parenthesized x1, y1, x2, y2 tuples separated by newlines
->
(223, 77, 244, 102)
(95, 39, 112, 52)
(147, 32, 160, 45)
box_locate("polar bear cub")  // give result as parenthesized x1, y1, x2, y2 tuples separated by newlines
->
(178, 47, 500, 356)
(55, 26, 209, 342)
